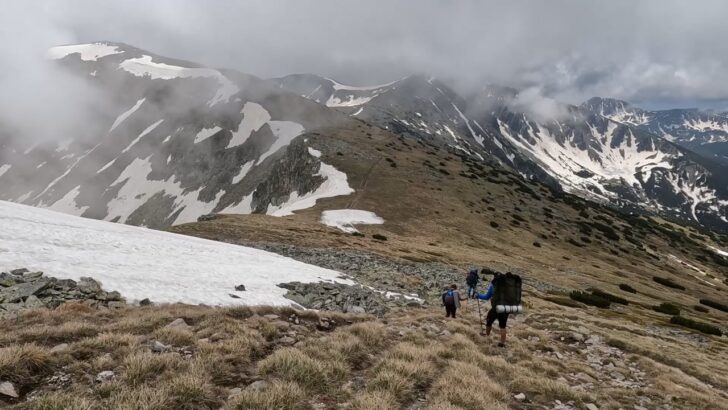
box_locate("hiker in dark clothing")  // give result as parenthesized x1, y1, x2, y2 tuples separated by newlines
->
(465, 269, 479, 299)
(442, 284, 463, 318)
(475, 271, 522, 347)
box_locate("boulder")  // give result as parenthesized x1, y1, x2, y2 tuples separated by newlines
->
(1, 280, 50, 303)
(22, 271, 43, 280)
(139, 298, 152, 306)
(348, 305, 366, 314)
(24, 295, 46, 309)
(0, 381, 18, 398)
(78, 277, 102, 294)
(10, 268, 29, 275)
(235, 284, 246, 291)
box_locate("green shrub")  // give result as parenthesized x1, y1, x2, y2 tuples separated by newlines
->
(694, 305, 709, 313)
(670, 316, 722, 336)
(653, 276, 686, 290)
(618, 283, 637, 294)
(699, 299, 728, 313)
(654, 303, 680, 316)
(569, 291, 611, 308)
(590, 289, 628, 305)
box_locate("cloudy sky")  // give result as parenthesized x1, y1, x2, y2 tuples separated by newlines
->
(4, 0, 728, 110)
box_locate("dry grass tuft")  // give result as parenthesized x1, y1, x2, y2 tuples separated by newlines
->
(367, 369, 414, 403)
(258, 348, 346, 392)
(347, 322, 387, 350)
(152, 327, 197, 347)
(227, 381, 307, 410)
(25, 391, 98, 410)
(350, 390, 398, 409)
(0, 343, 53, 386)
(122, 352, 181, 387)
(429, 361, 509, 409)
(163, 372, 220, 409)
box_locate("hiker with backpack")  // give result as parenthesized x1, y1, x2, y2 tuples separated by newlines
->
(442, 284, 464, 318)
(465, 269, 479, 299)
(475, 271, 523, 347)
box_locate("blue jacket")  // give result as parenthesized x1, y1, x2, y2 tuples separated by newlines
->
(476, 284, 494, 300)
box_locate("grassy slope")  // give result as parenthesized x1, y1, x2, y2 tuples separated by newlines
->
(3, 299, 727, 409)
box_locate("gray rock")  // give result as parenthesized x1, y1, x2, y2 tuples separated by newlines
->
(263, 314, 279, 320)
(585, 404, 599, 410)
(166, 318, 191, 329)
(246, 380, 269, 392)
(95, 370, 115, 383)
(50, 343, 70, 354)
(514, 393, 526, 401)
(139, 298, 152, 306)
(10, 268, 29, 275)
(235, 284, 246, 291)
(0, 381, 18, 398)
(78, 277, 102, 294)
(108, 301, 126, 310)
(229, 294, 241, 299)
(279, 336, 296, 345)
(348, 305, 366, 314)
(106, 291, 123, 301)
(23, 271, 43, 280)
(152, 341, 170, 353)
(1, 280, 50, 303)
(24, 295, 46, 309)
(228, 387, 242, 399)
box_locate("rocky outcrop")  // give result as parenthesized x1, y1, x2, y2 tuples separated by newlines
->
(278, 281, 423, 315)
(0, 269, 125, 318)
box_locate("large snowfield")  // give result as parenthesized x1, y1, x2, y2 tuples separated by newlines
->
(0, 201, 352, 306)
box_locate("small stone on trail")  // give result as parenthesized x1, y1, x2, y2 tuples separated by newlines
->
(585, 404, 599, 410)
(166, 318, 191, 329)
(50, 343, 69, 354)
(95, 370, 115, 383)
(152, 341, 171, 353)
(228, 387, 242, 399)
(246, 380, 269, 391)
(0, 381, 18, 398)
(514, 393, 526, 401)
(235, 284, 246, 291)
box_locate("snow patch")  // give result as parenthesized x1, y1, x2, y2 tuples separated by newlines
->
(193, 126, 222, 144)
(267, 162, 355, 216)
(49, 186, 89, 216)
(119, 55, 238, 106)
(0, 165, 10, 179)
(321, 209, 384, 233)
(0, 201, 352, 306)
(308, 147, 322, 158)
(231, 161, 254, 185)
(257, 121, 305, 164)
(226, 103, 271, 149)
(110, 99, 145, 132)
(47, 43, 123, 61)
(121, 119, 163, 153)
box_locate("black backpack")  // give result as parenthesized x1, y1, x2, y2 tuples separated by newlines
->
(491, 272, 522, 307)
(466, 270, 479, 286)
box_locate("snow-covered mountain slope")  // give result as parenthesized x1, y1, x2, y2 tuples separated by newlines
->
(0, 200, 351, 305)
(276, 74, 496, 164)
(468, 90, 728, 229)
(0, 42, 356, 228)
(282, 75, 728, 230)
(582, 97, 728, 165)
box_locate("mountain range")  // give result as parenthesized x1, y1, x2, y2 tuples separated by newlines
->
(0, 42, 726, 232)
